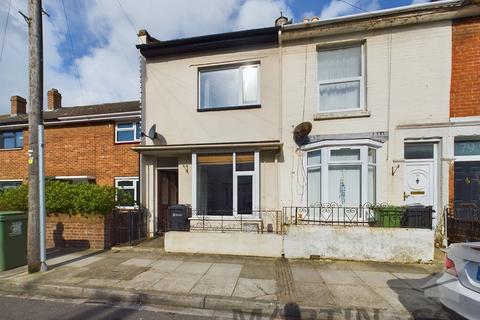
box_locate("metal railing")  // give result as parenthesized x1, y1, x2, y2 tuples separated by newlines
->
(112, 207, 148, 245)
(446, 205, 480, 244)
(283, 203, 433, 229)
(189, 210, 284, 234)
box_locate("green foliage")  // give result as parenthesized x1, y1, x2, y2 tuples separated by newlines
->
(0, 184, 28, 211)
(0, 180, 135, 215)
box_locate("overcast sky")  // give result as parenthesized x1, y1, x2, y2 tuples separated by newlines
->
(0, 0, 428, 114)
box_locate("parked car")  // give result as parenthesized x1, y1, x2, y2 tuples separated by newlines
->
(435, 242, 480, 320)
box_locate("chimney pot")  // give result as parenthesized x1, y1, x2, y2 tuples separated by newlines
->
(47, 88, 62, 110)
(275, 14, 290, 27)
(10, 96, 27, 116)
(311, 16, 319, 22)
(303, 17, 310, 23)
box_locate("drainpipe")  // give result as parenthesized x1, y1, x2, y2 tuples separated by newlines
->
(277, 26, 286, 257)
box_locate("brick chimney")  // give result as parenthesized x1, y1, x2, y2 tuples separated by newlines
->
(10, 96, 27, 115)
(47, 88, 62, 110)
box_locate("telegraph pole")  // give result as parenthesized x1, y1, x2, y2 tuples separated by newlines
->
(27, 0, 43, 274)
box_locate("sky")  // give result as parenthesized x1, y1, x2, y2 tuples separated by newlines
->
(0, 0, 430, 114)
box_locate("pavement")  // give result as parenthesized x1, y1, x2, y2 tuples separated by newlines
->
(0, 243, 447, 319)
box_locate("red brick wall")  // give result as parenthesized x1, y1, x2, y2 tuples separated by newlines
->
(46, 213, 113, 250)
(450, 16, 480, 118)
(0, 122, 139, 186)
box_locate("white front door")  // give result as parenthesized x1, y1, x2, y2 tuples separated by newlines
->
(404, 161, 435, 207)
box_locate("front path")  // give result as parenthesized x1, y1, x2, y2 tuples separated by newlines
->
(0, 248, 447, 319)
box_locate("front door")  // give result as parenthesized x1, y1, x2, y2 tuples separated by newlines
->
(404, 161, 435, 207)
(454, 161, 480, 209)
(157, 170, 178, 233)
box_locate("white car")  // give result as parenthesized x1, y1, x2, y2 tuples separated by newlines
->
(432, 242, 480, 320)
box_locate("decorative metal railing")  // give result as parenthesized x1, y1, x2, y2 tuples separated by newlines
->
(283, 203, 433, 229)
(189, 210, 284, 234)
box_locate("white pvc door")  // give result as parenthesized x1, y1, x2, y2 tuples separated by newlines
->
(404, 161, 434, 207)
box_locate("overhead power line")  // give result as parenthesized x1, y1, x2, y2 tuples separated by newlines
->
(0, 0, 13, 67)
(60, 0, 86, 103)
(338, 0, 372, 14)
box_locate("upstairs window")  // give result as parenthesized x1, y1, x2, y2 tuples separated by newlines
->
(0, 130, 23, 149)
(115, 122, 141, 143)
(317, 45, 364, 112)
(199, 64, 260, 110)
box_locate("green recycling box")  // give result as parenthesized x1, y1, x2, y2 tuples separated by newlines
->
(0, 211, 27, 271)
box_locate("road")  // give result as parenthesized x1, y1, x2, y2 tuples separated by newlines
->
(0, 295, 224, 320)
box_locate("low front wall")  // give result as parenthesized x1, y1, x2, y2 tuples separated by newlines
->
(165, 226, 435, 262)
(46, 213, 112, 250)
(165, 231, 282, 257)
(284, 225, 435, 263)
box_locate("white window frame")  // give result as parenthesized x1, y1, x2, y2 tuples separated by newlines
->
(198, 63, 261, 110)
(115, 122, 141, 143)
(115, 176, 140, 208)
(316, 44, 366, 113)
(0, 179, 22, 191)
(304, 140, 380, 206)
(192, 151, 260, 218)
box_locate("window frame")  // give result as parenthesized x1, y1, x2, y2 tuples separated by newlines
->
(304, 141, 380, 206)
(115, 122, 141, 143)
(192, 151, 260, 218)
(0, 130, 23, 150)
(316, 43, 366, 114)
(114, 176, 140, 208)
(0, 180, 22, 192)
(197, 62, 261, 111)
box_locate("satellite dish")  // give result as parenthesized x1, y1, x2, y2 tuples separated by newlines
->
(141, 124, 159, 140)
(293, 121, 312, 146)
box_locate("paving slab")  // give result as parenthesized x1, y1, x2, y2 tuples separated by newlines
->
(76, 265, 149, 281)
(149, 259, 183, 272)
(232, 278, 277, 300)
(153, 273, 206, 293)
(392, 272, 435, 291)
(190, 263, 242, 296)
(120, 258, 156, 267)
(326, 284, 389, 309)
(318, 270, 364, 286)
(354, 270, 410, 288)
(65, 256, 104, 268)
(174, 261, 212, 275)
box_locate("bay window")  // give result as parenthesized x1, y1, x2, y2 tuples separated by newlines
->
(306, 144, 378, 206)
(317, 44, 365, 112)
(193, 151, 259, 216)
(199, 64, 260, 110)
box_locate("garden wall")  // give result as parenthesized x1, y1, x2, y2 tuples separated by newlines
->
(165, 225, 435, 263)
(46, 213, 113, 250)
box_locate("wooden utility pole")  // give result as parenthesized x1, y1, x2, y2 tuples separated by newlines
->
(27, 0, 43, 274)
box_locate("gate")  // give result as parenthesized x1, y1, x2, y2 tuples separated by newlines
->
(112, 207, 148, 246)
(446, 206, 480, 244)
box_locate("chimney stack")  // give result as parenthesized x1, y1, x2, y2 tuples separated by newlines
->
(10, 96, 27, 115)
(47, 88, 62, 110)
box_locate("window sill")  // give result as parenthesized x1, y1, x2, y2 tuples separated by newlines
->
(314, 110, 370, 121)
(197, 105, 261, 112)
(0, 147, 23, 151)
(114, 140, 141, 145)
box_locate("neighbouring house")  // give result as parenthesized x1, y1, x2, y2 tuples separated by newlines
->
(0, 89, 140, 194)
(0, 89, 141, 249)
(135, 0, 480, 261)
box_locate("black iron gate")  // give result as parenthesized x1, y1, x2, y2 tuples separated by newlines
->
(112, 207, 148, 246)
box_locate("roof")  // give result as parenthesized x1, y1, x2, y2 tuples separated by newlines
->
(0, 100, 140, 127)
(137, 26, 279, 59)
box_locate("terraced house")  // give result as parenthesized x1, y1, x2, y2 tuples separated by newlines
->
(135, 0, 480, 262)
(0, 88, 141, 203)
